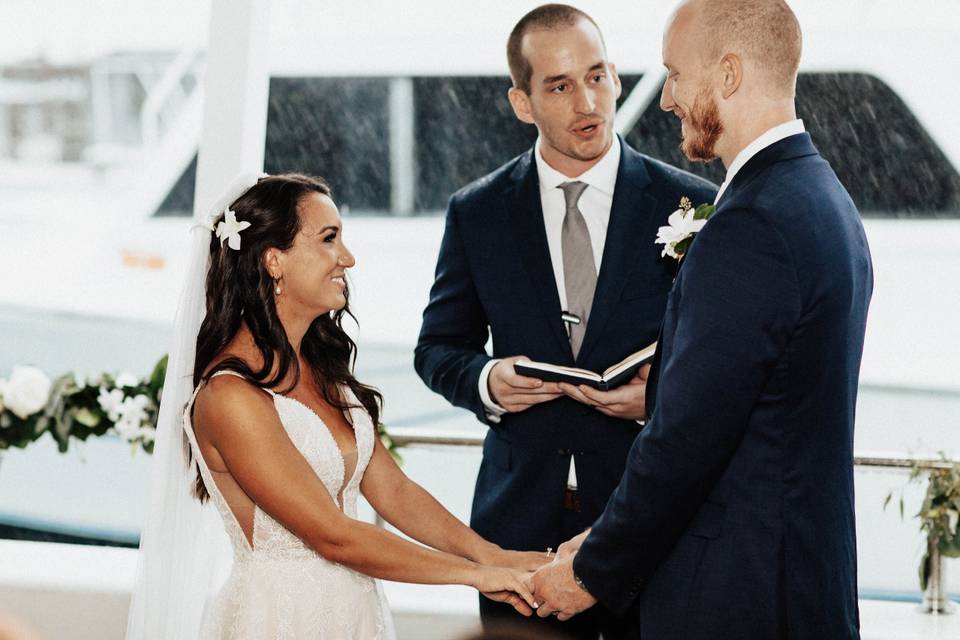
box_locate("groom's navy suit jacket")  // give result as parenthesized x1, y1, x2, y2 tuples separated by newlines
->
(574, 133, 873, 639)
(415, 137, 715, 552)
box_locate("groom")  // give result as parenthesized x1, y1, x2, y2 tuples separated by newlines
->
(531, 1, 874, 639)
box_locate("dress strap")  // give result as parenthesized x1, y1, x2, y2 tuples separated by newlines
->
(208, 369, 277, 396)
(209, 369, 248, 381)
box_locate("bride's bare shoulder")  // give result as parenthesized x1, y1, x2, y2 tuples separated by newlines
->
(194, 363, 275, 440)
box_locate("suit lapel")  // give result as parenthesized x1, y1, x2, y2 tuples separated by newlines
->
(650, 133, 819, 413)
(576, 143, 654, 365)
(507, 150, 574, 360)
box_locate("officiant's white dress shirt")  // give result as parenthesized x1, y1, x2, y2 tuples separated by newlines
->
(476, 136, 621, 488)
(714, 119, 806, 204)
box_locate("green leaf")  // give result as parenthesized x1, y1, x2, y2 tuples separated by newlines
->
(72, 407, 101, 428)
(673, 237, 692, 257)
(149, 355, 169, 396)
(919, 552, 930, 591)
(899, 496, 905, 520)
(883, 492, 892, 510)
(693, 203, 716, 220)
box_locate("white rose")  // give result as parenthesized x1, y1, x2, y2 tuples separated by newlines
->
(98, 387, 125, 422)
(115, 395, 150, 441)
(3, 366, 52, 419)
(115, 372, 138, 388)
(139, 425, 157, 444)
(654, 208, 708, 258)
(0, 378, 7, 413)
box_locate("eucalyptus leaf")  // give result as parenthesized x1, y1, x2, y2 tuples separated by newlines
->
(72, 407, 101, 428)
(149, 355, 169, 396)
(693, 203, 716, 220)
(919, 552, 930, 591)
(941, 534, 960, 558)
(33, 416, 49, 437)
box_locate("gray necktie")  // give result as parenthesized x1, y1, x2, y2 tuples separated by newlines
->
(559, 181, 595, 359)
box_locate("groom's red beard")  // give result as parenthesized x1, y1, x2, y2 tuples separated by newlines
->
(680, 86, 724, 162)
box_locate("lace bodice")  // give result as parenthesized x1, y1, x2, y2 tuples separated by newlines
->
(181, 370, 391, 639)
(183, 370, 375, 560)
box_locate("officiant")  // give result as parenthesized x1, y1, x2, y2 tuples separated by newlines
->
(414, 4, 715, 638)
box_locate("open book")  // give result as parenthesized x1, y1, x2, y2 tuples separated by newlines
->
(513, 341, 658, 391)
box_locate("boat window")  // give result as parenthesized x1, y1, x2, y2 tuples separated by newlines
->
(155, 72, 960, 218)
(627, 72, 960, 218)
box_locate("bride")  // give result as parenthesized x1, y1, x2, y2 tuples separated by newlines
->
(126, 173, 543, 639)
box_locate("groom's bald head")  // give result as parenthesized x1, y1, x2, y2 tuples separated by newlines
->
(678, 0, 802, 98)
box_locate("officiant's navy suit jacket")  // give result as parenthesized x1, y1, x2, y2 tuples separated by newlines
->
(415, 136, 715, 552)
(574, 133, 874, 639)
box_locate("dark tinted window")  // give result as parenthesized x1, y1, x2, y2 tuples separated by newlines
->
(264, 77, 390, 212)
(627, 72, 960, 217)
(155, 72, 960, 218)
(156, 77, 391, 216)
(411, 75, 641, 211)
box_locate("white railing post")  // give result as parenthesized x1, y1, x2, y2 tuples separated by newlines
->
(923, 536, 956, 614)
(389, 77, 416, 216)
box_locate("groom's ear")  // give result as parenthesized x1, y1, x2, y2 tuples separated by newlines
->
(508, 87, 536, 125)
(719, 53, 743, 99)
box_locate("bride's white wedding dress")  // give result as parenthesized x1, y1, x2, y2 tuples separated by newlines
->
(182, 370, 395, 639)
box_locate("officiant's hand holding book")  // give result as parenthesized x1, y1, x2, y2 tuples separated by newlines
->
(513, 342, 657, 392)
(488, 355, 565, 414)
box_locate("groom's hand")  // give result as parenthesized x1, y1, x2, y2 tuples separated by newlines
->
(559, 364, 651, 420)
(489, 356, 563, 413)
(556, 528, 591, 561)
(531, 555, 597, 621)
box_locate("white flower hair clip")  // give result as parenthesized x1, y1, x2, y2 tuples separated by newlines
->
(192, 171, 268, 248)
(215, 208, 251, 250)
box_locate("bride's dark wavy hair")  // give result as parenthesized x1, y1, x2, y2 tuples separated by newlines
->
(191, 173, 382, 501)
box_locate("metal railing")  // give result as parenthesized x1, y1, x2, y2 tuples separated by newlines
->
(387, 427, 958, 614)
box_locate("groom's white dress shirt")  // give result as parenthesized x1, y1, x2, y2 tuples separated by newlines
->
(714, 119, 806, 204)
(476, 135, 622, 489)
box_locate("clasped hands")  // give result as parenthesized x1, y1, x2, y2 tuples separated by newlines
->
(489, 356, 651, 420)
(485, 530, 597, 619)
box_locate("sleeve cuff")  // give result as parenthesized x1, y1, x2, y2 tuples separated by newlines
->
(478, 358, 508, 422)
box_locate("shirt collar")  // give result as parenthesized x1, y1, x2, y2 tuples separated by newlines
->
(715, 119, 805, 203)
(535, 135, 621, 197)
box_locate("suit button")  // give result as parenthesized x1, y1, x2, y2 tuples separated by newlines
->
(557, 448, 571, 456)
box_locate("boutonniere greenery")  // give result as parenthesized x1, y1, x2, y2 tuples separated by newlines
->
(655, 196, 716, 261)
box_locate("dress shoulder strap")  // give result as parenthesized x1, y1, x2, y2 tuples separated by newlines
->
(209, 369, 248, 381)
(208, 369, 277, 396)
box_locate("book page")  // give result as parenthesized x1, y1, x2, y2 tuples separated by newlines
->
(602, 342, 658, 380)
(515, 361, 602, 382)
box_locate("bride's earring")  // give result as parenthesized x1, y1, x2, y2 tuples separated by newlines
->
(274, 276, 282, 296)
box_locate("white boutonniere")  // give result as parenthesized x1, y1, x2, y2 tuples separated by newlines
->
(215, 208, 252, 250)
(655, 196, 717, 261)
